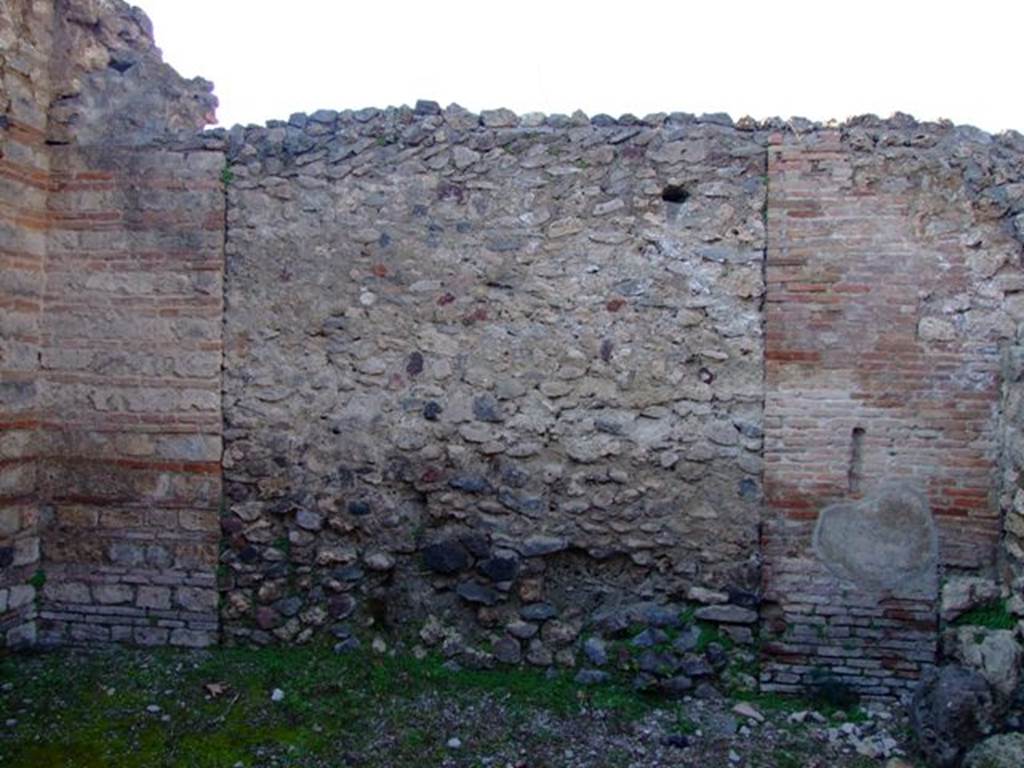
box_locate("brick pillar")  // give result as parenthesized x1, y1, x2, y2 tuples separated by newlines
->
(35, 144, 224, 646)
(0, 0, 53, 647)
(760, 130, 1005, 698)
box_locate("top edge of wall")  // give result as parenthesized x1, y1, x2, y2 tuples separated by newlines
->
(203, 103, 1024, 148)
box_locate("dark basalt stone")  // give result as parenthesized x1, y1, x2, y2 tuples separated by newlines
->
(455, 581, 499, 606)
(422, 541, 470, 574)
(347, 500, 372, 516)
(479, 555, 519, 583)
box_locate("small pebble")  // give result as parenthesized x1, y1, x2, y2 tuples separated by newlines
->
(271, 688, 285, 702)
(447, 737, 462, 750)
(146, 704, 161, 714)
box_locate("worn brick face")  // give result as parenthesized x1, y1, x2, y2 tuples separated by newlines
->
(1, 0, 221, 648)
(761, 128, 1024, 697)
(0, 0, 52, 647)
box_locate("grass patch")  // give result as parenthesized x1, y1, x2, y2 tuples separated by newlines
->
(0, 642, 652, 768)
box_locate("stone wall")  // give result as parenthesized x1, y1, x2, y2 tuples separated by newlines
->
(998, 136, 1024, 586)
(760, 123, 1024, 698)
(0, 0, 53, 647)
(1003, 350, 1024, 578)
(220, 107, 768, 646)
(5, 0, 1024, 700)
(1, 0, 223, 648)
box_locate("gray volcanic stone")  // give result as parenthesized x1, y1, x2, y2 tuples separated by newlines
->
(694, 605, 758, 624)
(274, 596, 303, 617)
(680, 657, 714, 678)
(941, 577, 1001, 622)
(673, 626, 702, 653)
(493, 637, 522, 664)
(637, 650, 678, 677)
(423, 541, 470, 574)
(333, 637, 361, 654)
(631, 628, 669, 648)
(644, 604, 682, 628)
(910, 665, 1000, 768)
(521, 536, 568, 557)
(448, 474, 493, 494)
(328, 594, 356, 619)
(479, 555, 519, 582)
(295, 510, 322, 531)
(472, 394, 503, 422)
(414, 100, 441, 116)
(658, 675, 694, 698)
(480, 108, 517, 127)
(506, 620, 539, 640)
(455, 581, 499, 606)
(950, 627, 1023, 697)
(583, 637, 608, 666)
(520, 603, 558, 622)
(453, 146, 480, 170)
(963, 733, 1024, 768)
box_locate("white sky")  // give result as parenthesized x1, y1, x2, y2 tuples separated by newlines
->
(142, 0, 1023, 134)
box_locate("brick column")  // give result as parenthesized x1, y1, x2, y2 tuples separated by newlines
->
(31, 144, 224, 646)
(761, 130, 1004, 698)
(0, 1, 53, 647)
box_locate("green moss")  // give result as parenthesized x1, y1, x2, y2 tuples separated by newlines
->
(0, 642, 661, 768)
(953, 600, 1016, 630)
(695, 621, 734, 653)
(220, 165, 234, 186)
(674, 712, 698, 735)
(27, 569, 46, 590)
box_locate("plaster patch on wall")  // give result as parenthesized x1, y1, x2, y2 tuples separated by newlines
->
(812, 483, 938, 596)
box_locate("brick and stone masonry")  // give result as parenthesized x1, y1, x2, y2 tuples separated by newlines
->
(4, 0, 1024, 698)
(0, 0, 52, 647)
(761, 127, 1023, 698)
(1, 0, 223, 648)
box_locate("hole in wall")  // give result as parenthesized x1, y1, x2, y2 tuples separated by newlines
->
(848, 427, 865, 494)
(661, 184, 689, 204)
(107, 57, 134, 74)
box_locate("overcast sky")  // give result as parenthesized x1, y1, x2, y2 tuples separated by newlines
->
(142, 0, 1023, 134)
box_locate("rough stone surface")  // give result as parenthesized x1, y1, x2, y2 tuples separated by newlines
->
(963, 733, 1024, 768)
(941, 577, 1002, 623)
(910, 666, 1000, 768)
(220, 82, 769, 655)
(5, 0, 1024, 693)
(950, 627, 1023, 698)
